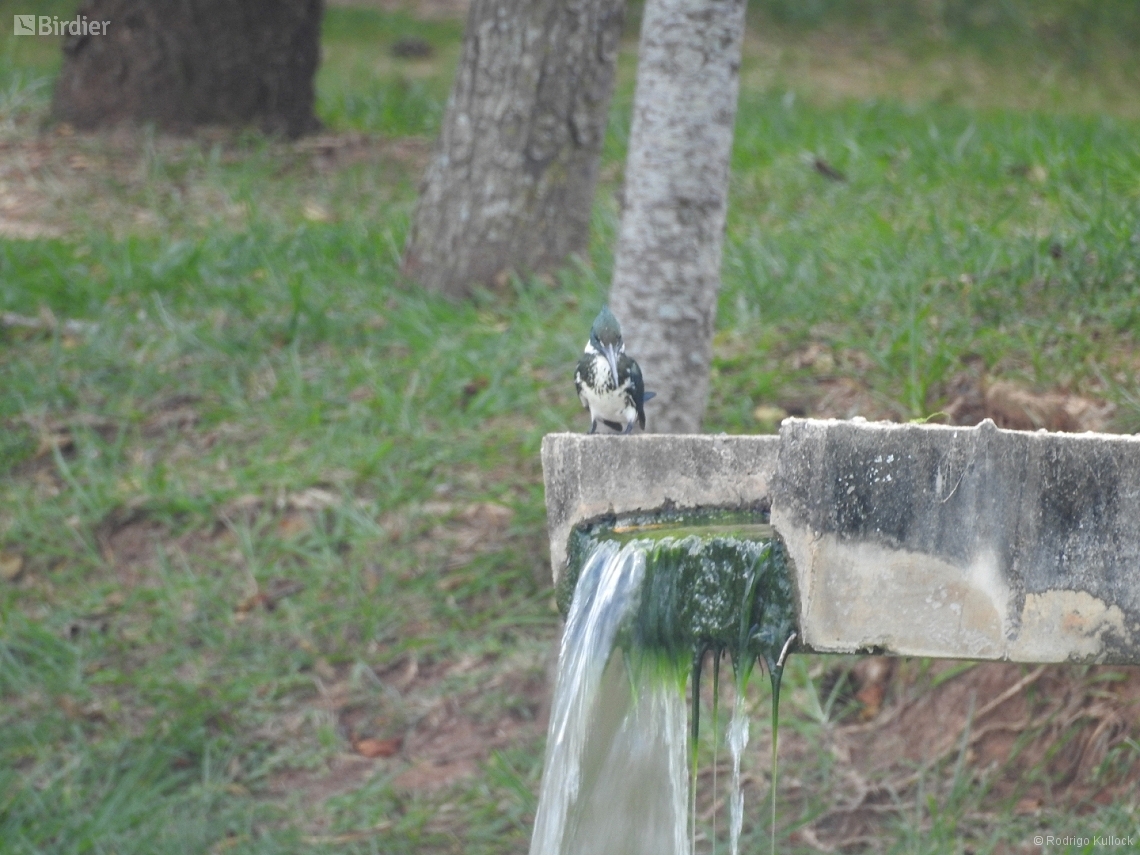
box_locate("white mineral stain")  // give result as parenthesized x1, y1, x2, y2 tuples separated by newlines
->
(773, 508, 1135, 664)
(1009, 590, 1132, 662)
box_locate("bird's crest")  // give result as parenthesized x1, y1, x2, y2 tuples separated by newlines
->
(589, 305, 623, 350)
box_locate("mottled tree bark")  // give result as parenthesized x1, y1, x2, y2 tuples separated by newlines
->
(52, 0, 323, 138)
(608, 0, 747, 433)
(403, 0, 625, 299)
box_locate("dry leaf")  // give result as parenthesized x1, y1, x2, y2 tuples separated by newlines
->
(1015, 796, 1043, 814)
(0, 552, 24, 582)
(355, 737, 401, 758)
(752, 405, 788, 425)
(302, 200, 332, 222)
(142, 406, 199, 435)
(58, 694, 106, 721)
(227, 494, 262, 512)
(276, 512, 311, 537)
(235, 592, 268, 613)
(282, 488, 339, 511)
(58, 695, 82, 718)
(235, 579, 304, 613)
(35, 431, 73, 458)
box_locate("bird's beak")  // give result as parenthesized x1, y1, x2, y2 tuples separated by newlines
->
(603, 344, 620, 388)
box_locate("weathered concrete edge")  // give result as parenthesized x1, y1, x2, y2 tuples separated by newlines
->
(772, 418, 1140, 664)
(541, 433, 779, 584)
(542, 421, 1140, 665)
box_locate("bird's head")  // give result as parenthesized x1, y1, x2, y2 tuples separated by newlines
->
(589, 306, 624, 386)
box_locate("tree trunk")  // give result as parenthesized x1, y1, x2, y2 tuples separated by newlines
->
(402, 0, 626, 299)
(608, 0, 747, 433)
(51, 0, 323, 138)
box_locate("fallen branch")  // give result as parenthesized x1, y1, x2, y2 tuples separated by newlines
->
(1, 309, 98, 336)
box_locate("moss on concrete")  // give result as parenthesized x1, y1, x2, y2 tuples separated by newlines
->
(561, 509, 798, 677)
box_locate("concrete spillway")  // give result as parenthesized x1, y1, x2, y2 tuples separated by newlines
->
(541, 418, 1140, 665)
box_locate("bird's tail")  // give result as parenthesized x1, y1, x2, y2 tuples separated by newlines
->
(643, 391, 657, 402)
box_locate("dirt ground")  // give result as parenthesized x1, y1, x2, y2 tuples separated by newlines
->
(782, 660, 1140, 849)
(0, 127, 429, 242)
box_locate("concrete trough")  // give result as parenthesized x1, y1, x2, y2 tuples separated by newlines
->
(541, 419, 1140, 665)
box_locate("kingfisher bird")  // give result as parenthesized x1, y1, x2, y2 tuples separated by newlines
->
(574, 306, 655, 434)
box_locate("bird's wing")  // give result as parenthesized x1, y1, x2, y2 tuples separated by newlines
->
(625, 355, 648, 429)
(574, 354, 590, 408)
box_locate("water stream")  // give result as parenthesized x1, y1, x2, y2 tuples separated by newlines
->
(727, 684, 748, 855)
(531, 513, 797, 855)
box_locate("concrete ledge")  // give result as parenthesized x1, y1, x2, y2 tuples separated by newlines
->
(542, 420, 1140, 664)
(540, 433, 779, 580)
(774, 418, 1140, 663)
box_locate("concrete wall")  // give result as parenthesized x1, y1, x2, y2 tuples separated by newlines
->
(542, 419, 1140, 664)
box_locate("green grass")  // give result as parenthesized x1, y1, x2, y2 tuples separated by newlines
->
(317, 7, 461, 135)
(717, 98, 1140, 421)
(749, 0, 1140, 68)
(2, 2, 1140, 853)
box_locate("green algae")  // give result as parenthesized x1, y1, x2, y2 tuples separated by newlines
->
(561, 510, 796, 676)
(560, 509, 798, 852)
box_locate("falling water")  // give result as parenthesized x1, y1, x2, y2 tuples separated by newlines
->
(727, 688, 748, 855)
(531, 512, 798, 855)
(529, 540, 691, 855)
